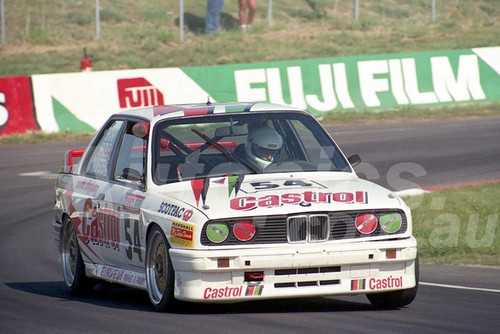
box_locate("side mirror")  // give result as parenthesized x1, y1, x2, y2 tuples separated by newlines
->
(348, 154, 361, 167)
(132, 122, 150, 139)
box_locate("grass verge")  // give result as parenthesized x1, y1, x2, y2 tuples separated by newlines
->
(408, 182, 500, 266)
(0, 130, 93, 145)
(0, 0, 498, 75)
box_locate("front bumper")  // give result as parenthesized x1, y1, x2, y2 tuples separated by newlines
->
(170, 237, 418, 302)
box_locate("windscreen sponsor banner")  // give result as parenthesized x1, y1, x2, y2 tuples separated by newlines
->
(21, 46, 500, 134)
(183, 47, 499, 115)
(0, 76, 39, 136)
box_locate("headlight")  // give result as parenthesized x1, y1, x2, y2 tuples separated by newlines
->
(380, 212, 403, 233)
(355, 213, 378, 234)
(233, 220, 256, 242)
(206, 222, 229, 243)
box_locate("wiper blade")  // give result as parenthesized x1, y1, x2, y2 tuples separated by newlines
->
(191, 128, 259, 174)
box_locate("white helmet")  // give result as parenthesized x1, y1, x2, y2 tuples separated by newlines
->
(246, 126, 283, 169)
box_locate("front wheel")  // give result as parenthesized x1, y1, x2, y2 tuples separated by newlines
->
(145, 225, 175, 311)
(61, 216, 92, 295)
(366, 256, 419, 308)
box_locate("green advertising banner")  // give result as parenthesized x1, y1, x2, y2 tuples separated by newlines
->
(181, 47, 499, 115)
(15, 46, 499, 135)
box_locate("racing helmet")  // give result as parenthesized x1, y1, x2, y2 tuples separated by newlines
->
(246, 126, 283, 169)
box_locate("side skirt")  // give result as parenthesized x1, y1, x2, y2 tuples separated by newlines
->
(85, 263, 147, 290)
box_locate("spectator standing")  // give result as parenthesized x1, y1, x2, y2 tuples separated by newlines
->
(239, 0, 257, 31)
(205, 0, 225, 34)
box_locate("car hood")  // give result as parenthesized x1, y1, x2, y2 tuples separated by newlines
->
(156, 172, 405, 220)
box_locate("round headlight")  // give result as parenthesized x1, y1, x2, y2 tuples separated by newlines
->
(206, 222, 229, 244)
(233, 220, 256, 242)
(380, 212, 403, 233)
(355, 213, 378, 235)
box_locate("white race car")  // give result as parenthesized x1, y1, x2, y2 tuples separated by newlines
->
(53, 102, 418, 311)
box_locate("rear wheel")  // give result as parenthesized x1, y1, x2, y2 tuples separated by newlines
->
(61, 217, 92, 295)
(146, 225, 175, 311)
(366, 256, 419, 308)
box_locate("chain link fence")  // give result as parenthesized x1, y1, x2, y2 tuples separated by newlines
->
(1, 0, 443, 44)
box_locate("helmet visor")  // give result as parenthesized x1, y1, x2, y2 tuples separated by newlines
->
(252, 144, 281, 162)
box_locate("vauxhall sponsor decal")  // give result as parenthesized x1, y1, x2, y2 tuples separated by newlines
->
(230, 190, 368, 210)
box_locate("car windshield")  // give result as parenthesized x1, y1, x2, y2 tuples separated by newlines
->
(152, 111, 350, 184)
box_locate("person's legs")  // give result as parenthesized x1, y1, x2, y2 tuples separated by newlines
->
(239, 0, 249, 26)
(206, 0, 225, 34)
(246, 0, 257, 25)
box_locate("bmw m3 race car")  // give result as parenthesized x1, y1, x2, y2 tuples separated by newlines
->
(53, 102, 418, 311)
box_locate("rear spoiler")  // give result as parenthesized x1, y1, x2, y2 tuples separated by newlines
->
(61, 149, 85, 174)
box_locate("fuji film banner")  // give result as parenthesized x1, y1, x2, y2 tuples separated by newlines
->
(0, 47, 498, 135)
(183, 47, 499, 113)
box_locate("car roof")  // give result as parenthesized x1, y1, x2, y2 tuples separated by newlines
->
(115, 102, 306, 122)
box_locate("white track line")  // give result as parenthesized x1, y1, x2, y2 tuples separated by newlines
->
(420, 282, 500, 294)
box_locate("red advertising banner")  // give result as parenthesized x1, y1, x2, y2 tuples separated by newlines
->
(0, 76, 39, 136)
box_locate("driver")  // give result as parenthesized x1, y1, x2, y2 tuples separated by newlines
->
(246, 126, 283, 169)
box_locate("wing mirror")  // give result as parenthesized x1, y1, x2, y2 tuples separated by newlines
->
(132, 122, 150, 139)
(348, 154, 361, 167)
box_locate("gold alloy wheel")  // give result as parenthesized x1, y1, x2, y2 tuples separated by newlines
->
(62, 221, 78, 287)
(146, 229, 168, 304)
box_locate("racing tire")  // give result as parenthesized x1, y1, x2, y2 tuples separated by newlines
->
(366, 256, 419, 308)
(146, 225, 175, 312)
(61, 216, 92, 295)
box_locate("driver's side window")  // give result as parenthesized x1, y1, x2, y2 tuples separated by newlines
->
(84, 120, 124, 179)
(114, 123, 146, 184)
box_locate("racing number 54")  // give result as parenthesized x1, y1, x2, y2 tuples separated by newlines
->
(250, 179, 312, 190)
(124, 219, 143, 262)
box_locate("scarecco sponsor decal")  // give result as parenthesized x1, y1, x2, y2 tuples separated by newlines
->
(170, 221, 195, 248)
(230, 191, 368, 210)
